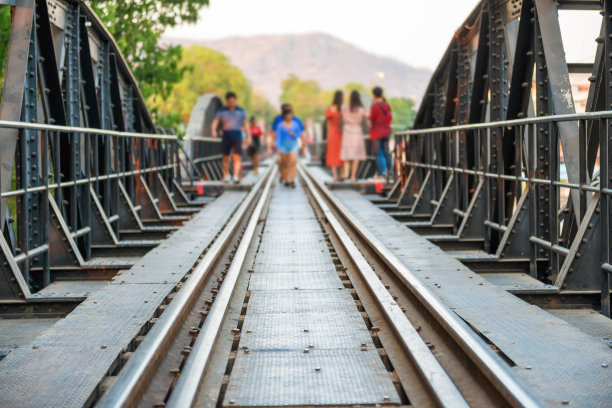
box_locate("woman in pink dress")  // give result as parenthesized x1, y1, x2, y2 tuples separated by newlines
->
(340, 90, 367, 181)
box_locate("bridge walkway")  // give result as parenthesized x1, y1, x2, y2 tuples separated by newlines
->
(0, 191, 247, 408)
(307, 166, 612, 407)
(222, 178, 401, 406)
(0, 165, 610, 407)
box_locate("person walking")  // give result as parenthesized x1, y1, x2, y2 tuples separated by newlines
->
(271, 103, 304, 183)
(275, 107, 302, 188)
(369, 86, 393, 180)
(325, 90, 343, 181)
(340, 90, 367, 182)
(248, 116, 263, 175)
(211, 91, 250, 184)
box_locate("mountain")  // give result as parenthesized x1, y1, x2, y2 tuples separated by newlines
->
(166, 33, 431, 104)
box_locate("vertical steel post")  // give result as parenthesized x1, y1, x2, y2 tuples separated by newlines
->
(488, 1, 509, 247)
(549, 122, 560, 282)
(528, 123, 538, 277)
(601, 0, 612, 316)
(534, 9, 552, 279)
(64, 4, 84, 250)
(19, 9, 39, 286)
(100, 43, 113, 218)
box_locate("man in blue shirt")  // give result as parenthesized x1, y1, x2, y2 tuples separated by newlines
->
(211, 91, 250, 183)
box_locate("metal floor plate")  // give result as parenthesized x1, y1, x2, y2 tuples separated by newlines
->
(246, 289, 358, 315)
(0, 318, 60, 357)
(481, 272, 557, 292)
(224, 350, 399, 407)
(248, 272, 344, 290)
(239, 312, 373, 350)
(548, 309, 612, 345)
(224, 181, 400, 406)
(32, 280, 109, 299)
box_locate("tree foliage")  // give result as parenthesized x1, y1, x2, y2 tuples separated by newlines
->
(0, 6, 11, 99)
(343, 82, 367, 94)
(88, 0, 209, 100)
(387, 97, 416, 129)
(251, 92, 277, 125)
(280, 75, 330, 120)
(151, 45, 253, 124)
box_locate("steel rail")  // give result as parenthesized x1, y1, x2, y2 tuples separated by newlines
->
(166, 165, 277, 408)
(0, 119, 177, 140)
(298, 165, 470, 408)
(397, 109, 612, 136)
(96, 165, 274, 408)
(299, 163, 542, 408)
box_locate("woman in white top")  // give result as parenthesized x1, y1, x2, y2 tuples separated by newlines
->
(340, 90, 368, 181)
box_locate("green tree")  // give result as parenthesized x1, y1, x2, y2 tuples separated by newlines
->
(0, 6, 12, 99)
(251, 92, 277, 125)
(88, 0, 209, 100)
(151, 45, 252, 124)
(388, 97, 416, 129)
(343, 82, 367, 94)
(280, 74, 329, 120)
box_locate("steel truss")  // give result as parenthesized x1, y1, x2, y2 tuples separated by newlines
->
(0, 0, 221, 301)
(392, 0, 612, 316)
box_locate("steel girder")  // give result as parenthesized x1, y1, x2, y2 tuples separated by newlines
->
(395, 0, 612, 315)
(0, 0, 220, 300)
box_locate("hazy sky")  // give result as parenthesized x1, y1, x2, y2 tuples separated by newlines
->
(166, 1, 600, 71)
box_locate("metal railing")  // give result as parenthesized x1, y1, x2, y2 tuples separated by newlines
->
(0, 120, 221, 298)
(392, 110, 611, 316)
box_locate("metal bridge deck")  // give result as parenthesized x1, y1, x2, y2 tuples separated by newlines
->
(0, 192, 246, 408)
(222, 180, 400, 407)
(330, 187, 612, 407)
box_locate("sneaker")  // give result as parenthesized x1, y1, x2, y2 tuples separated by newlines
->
(290, 182, 296, 189)
(223, 175, 232, 183)
(233, 176, 240, 184)
(367, 175, 384, 182)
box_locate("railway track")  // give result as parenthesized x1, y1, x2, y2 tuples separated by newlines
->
(94, 162, 540, 408)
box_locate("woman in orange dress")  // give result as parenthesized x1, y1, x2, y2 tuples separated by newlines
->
(325, 90, 344, 181)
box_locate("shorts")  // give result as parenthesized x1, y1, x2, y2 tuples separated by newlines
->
(247, 136, 261, 157)
(279, 139, 299, 154)
(221, 130, 242, 156)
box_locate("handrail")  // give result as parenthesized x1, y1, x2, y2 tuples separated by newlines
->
(189, 135, 222, 143)
(396, 109, 612, 135)
(0, 119, 177, 140)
